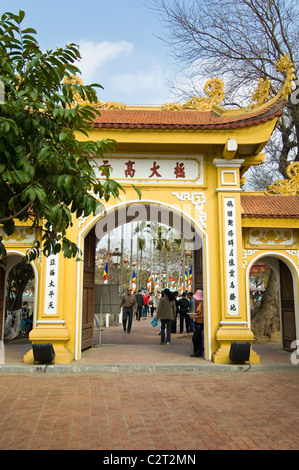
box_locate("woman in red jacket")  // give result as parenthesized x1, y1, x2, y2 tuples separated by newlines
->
(143, 291, 150, 318)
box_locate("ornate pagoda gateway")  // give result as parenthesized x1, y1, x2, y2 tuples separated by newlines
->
(1, 55, 298, 364)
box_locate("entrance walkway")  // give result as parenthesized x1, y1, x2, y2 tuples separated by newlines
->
(1, 315, 297, 371)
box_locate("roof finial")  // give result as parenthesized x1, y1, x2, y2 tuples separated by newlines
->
(266, 162, 299, 196)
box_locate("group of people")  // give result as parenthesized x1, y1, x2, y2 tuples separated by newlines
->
(134, 290, 157, 320)
(120, 287, 204, 358)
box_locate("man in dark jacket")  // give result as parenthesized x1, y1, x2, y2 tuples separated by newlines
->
(120, 288, 137, 333)
(157, 289, 176, 344)
(135, 290, 144, 321)
(178, 291, 190, 333)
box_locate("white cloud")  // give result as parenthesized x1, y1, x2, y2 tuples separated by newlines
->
(109, 61, 171, 104)
(76, 40, 134, 83)
(73, 41, 173, 104)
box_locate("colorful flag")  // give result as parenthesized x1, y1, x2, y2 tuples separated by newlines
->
(188, 266, 192, 291)
(147, 273, 152, 293)
(132, 270, 136, 293)
(155, 275, 158, 294)
(185, 269, 188, 289)
(103, 261, 108, 284)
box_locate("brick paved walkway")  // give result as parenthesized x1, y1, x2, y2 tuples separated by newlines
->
(1, 317, 298, 451)
(0, 369, 298, 450)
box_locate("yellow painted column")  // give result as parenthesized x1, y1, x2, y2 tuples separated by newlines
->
(24, 251, 73, 364)
(212, 158, 260, 364)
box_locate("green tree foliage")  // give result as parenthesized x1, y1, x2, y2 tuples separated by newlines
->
(0, 10, 140, 266)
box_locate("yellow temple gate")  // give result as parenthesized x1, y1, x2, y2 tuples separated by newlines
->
(1, 55, 298, 365)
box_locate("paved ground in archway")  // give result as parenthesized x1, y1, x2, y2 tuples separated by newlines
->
(83, 316, 198, 366)
(95, 315, 193, 346)
(3, 314, 295, 368)
(80, 316, 294, 368)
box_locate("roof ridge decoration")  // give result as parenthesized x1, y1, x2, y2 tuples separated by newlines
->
(266, 162, 299, 197)
(248, 53, 296, 110)
(62, 75, 126, 109)
(275, 54, 297, 99)
(63, 54, 295, 113)
(248, 77, 273, 110)
(161, 78, 225, 111)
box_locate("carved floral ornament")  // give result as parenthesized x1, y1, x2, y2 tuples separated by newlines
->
(0, 226, 35, 243)
(63, 54, 295, 112)
(248, 229, 294, 246)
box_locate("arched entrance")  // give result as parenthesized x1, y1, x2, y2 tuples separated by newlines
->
(246, 253, 298, 352)
(76, 200, 209, 361)
(0, 252, 37, 361)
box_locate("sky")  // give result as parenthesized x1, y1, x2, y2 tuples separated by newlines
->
(3, 0, 177, 105)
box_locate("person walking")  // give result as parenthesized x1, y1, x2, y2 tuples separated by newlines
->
(189, 289, 204, 357)
(135, 290, 144, 321)
(156, 288, 176, 344)
(149, 294, 154, 317)
(21, 301, 32, 336)
(153, 291, 161, 314)
(120, 287, 137, 333)
(187, 291, 195, 332)
(153, 291, 161, 334)
(178, 291, 190, 333)
(171, 291, 179, 333)
(143, 291, 150, 318)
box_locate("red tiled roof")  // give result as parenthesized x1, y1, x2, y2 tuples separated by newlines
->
(241, 195, 299, 218)
(92, 99, 284, 130)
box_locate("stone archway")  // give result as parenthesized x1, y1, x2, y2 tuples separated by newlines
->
(75, 200, 210, 361)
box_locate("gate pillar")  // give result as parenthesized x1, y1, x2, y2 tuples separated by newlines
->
(23, 252, 73, 364)
(24, 324, 72, 364)
(212, 158, 260, 364)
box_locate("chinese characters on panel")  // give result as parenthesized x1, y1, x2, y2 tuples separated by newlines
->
(100, 159, 187, 179)
(224, 197, 239, 316)
(44, 254, 59, 315)
(94, 156, 204, 184)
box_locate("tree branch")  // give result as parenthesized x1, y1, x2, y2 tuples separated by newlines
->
(0, 202, 32, 224)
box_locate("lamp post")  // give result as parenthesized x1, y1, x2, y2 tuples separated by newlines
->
(112, 248, 121, 286)
(123, 257, 129, 287)
(162, 270, 166, 289)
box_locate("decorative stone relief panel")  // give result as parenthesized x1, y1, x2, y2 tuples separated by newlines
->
(0, 226, 36, 244)
(247, 229, 295, 248)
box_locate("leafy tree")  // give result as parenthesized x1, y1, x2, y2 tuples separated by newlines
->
(0, 10, 140, 266)
(151, 0, 299, 186)
(6, 259, 34, 311)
